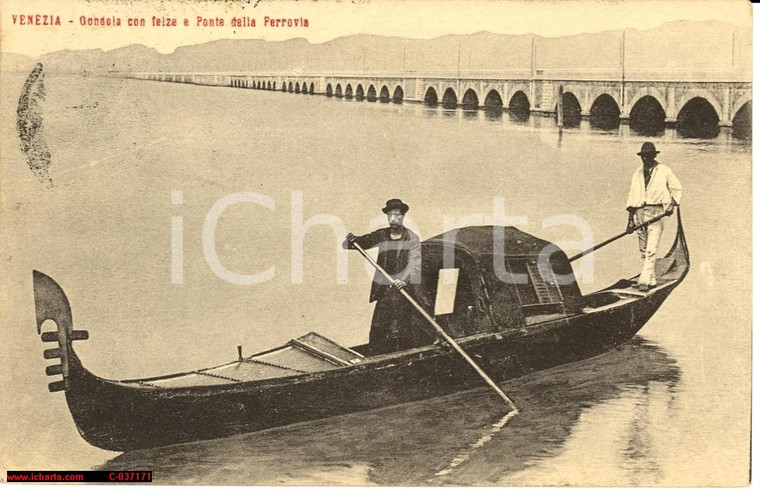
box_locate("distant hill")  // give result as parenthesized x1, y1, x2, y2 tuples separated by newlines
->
(33, 45, 167, 74)
(3, 20, 751, 78)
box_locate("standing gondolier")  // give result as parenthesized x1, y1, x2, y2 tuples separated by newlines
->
(626, 142, 683, 291)
(343, 199, 433, 355)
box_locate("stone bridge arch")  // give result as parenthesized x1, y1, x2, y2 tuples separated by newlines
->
(423, 86, 438, 105)
(556, 91, 582, 127)
(481, 82, 503, 102)
(379, 86, 391, 103)
(589, 93, 622, 129)
(503, 84, 530, 108)
(442, 86, 458, 108)
(675, 88, 723, 122)
(552, 85, 579, 112)
(392, 85, 404, 104)
(544, 83, 604, 115)
(458, 81, 482, 104)
(422, 83, 440, 104)
(730, 91, 752, 121)
(461, 88, 479, 110)
(589, 90, 622, 113)
(625, 87, 668, 117)
(506, 90, 530, 112)
(483, 89, 504, 110)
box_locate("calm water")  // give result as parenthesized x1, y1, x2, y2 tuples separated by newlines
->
(0, 73, 751, 485)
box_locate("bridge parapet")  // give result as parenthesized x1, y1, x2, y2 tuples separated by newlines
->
(534, 68, 751, 83)
(123, 71, 752, 127)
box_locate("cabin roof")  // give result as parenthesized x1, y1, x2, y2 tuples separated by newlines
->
(421, 225, 584, 323)
(422, 225, 557, 260)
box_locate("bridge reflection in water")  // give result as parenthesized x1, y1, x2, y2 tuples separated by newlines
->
(100, 337, 680, 486)
(127, 70, 752, 141)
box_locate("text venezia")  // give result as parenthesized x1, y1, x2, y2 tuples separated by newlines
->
(11, 14, 309, 28)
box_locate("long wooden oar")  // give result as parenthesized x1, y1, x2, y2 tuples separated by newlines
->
(351, 241, 518, 412)
(568, 209, 673, 263)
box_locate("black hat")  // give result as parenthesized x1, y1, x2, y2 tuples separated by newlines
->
(637, 142, 660, 156)
(382, 198, 409, 214)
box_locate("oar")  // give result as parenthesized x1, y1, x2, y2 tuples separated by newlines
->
(351, 241, 518, 412)
(568, 209, 673, 262)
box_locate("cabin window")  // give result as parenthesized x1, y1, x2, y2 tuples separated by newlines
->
(508, 258, 563, 306)
(434, 268, 460, 315)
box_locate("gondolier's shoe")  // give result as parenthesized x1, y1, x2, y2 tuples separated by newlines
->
(637, 283, 651, 292)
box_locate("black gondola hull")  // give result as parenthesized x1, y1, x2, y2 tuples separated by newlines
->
(62, 286, 671, 452)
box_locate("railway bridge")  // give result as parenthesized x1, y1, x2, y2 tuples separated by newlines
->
(128, 70, 752, 136)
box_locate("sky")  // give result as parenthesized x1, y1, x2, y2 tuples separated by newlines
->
(0, 0, 752, 58)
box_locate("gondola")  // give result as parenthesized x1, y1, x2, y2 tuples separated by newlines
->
(33, 211, 689, 452)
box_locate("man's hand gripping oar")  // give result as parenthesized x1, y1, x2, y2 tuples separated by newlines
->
(568, 207, 675, 263)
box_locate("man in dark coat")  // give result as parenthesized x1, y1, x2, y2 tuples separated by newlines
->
(344, 199, 433, 355)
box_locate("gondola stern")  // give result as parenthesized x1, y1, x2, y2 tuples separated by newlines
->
(654, 207, 690, 287)
(674, 207, 690, 278)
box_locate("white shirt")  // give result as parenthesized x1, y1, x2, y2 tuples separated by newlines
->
(626, 163, 683, 209)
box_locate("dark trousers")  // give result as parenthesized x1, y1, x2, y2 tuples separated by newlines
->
(368, 289, 433, 355)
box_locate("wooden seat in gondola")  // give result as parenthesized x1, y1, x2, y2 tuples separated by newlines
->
(137, 332, 365, 388)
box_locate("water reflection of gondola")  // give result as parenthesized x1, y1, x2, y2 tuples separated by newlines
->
(99, 337, 679, 486)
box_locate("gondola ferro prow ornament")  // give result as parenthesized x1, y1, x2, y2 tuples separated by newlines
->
(33, 270, 89, 393)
